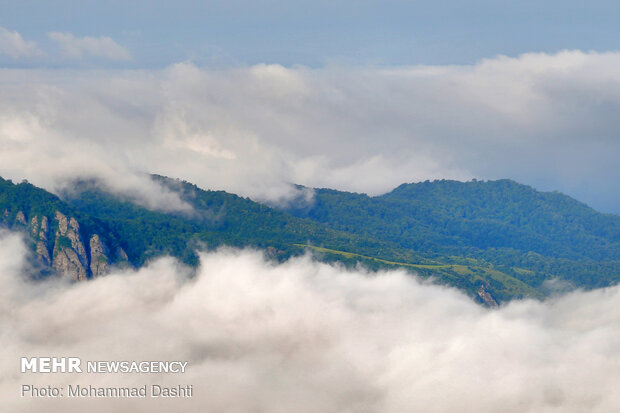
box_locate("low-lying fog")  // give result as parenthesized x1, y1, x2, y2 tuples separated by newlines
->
(1, 230, 619, 412)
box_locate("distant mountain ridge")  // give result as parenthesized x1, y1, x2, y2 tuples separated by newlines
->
(1, 175, 618, 305)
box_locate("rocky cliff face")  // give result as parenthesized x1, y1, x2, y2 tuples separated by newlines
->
(53, 244, 88, 281)
(4, 209, 113, 281)
(35, 215, 51, 266)
(477, 285, 499, 308)
(51, 211, 89, 281)
(89, 234, 109, 278)
(15, 210, 26, 225)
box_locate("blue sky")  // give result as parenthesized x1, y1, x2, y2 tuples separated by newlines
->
(2, 0, 620, 67)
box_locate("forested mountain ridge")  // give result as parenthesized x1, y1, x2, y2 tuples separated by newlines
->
(1, 175, 618, 305)
(283, 179, 620, 295)
(287, 179, 620, 261)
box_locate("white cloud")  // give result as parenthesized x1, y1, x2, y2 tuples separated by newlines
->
(0, 26, 43, 58)
(48, 32, 132, 61)
(1, 230, 620, 412)
(0, 50, 620, 211)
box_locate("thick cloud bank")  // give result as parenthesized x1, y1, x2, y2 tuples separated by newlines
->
(1, 50, 620, 211)
(2, 231, 620, 412)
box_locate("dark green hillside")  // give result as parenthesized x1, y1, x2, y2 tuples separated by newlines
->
(1, 175, 619, 303)
(62, 178, 425, 268)
(0, 177, 123, 254)
(285, 179, 620, 289)
(382, 179, 620, 260)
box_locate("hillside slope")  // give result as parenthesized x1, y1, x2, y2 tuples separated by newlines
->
(1, 176, 618, 304)
(284, 179, 620, 290)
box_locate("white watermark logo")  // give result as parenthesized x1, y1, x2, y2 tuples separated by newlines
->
(21, 357, 82, 373)
(20, 357, 188, 374)
(19, 357, 193, 399)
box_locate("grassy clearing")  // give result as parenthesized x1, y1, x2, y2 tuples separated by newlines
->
(294, 244, 450, 269)
(295, 243, 542, 300)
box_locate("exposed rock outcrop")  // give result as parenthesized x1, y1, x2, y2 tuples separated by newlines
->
(53, 246, 88, 281)
(89, 234, 109, 278)
(36, 240, 51, 266)
(55, 211, 68, 235)
(15, 210, 26, 225)
(67, 217, 88, 267)
(27, 214, 52, 266)
(3, 208, 114, 280)
(117, 247, 128, 261)
(36, 216, 51, 264)
(39, 216, 49, 241)
(52, 211, 89, 281)
(477, 285, 499, 308)
(30, 216, 39, 236)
